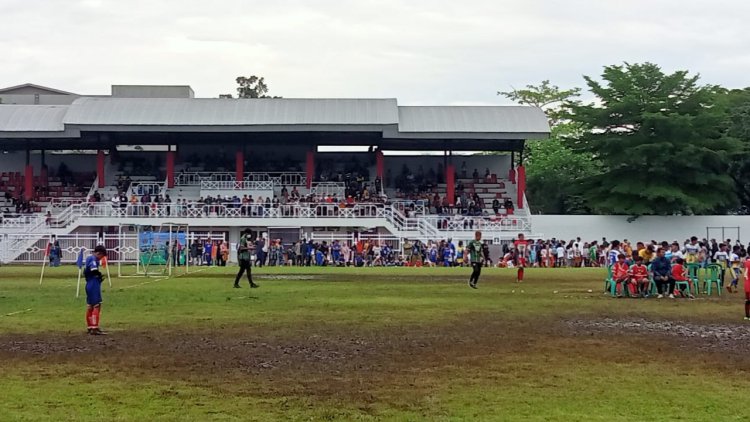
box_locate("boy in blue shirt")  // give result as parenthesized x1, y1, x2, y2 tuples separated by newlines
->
(85, 245, 108, 335)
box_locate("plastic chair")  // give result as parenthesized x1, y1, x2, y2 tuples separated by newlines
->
(704, 264, 723, 296)
(674, 279, 692, 296)
(686, 263, 701, 295)
(604, 266, 616, 296)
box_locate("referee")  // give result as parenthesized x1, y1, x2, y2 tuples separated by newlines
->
(467, 230, 483, 289)
(234, 228, 259, 288)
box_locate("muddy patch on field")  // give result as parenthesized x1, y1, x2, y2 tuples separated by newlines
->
(566, 317, 750, 353)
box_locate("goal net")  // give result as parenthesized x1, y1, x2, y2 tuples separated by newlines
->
(117, 223, 191, 278)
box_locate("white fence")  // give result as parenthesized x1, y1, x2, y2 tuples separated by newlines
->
(4, 233, 137, 264)
(200, 180, 274, 191)
(176, 172, 307, 187)
(531, 215, 750, 242)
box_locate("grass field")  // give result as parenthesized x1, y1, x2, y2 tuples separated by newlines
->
(1, 265, 748, 421)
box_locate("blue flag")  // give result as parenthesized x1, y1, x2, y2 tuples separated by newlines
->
(76, 248, 85, 270)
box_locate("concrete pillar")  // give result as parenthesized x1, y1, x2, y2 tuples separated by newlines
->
(516, 165, 526, 209)
(97, 150, 105, 188)
(306, 150, 315, 189)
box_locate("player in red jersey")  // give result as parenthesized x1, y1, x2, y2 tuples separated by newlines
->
(630, 256, 650, 297)
(743, 258, 750, 320)
(513, 233, 529, 283)
(612, 254, 630, 297)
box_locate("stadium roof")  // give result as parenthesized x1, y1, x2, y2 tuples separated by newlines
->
(63, 97, 400, 127)
(0, 83, 77, 96)
(0, 105, 79, 138)
(0, 97, 549, 149)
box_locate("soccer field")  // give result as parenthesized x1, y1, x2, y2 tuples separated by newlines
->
(0, 266, 748, 421)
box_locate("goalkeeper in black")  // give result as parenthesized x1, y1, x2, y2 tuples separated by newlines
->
(467, 230, 484, 289)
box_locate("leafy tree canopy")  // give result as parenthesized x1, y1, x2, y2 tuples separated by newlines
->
(500, 81, 599, 214)
(220, 75, 280, 99)
(568, 62, 740, 216)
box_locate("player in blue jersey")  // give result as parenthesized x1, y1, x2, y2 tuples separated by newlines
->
(85, 245, 108, 335)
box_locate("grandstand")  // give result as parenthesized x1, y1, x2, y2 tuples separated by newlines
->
(0, 83, 549, 264)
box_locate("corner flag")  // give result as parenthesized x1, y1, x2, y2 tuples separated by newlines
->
(76, 248, 85, 269)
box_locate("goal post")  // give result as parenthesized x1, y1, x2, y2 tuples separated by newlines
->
(117, 223, 191, 278)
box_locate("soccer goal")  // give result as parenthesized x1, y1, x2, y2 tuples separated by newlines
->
(117, 223, 192, 278)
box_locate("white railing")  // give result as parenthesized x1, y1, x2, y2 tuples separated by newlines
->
(70, 202, 389, 219)
(200, 180, 274, 191)
(246, 172, 306, 187)
(62, 202, 531, 231)
(129, 181, 166, 197)
(424, 215, 532, 232)
(0, 214, 46, 230)
(175, 172, 307, 187)
(46, 198, 86, 214)
(390, 200, 428, 217)
(310, 182, 346, 198)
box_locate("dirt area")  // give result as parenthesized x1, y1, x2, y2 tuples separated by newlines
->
(566, 318, 750, 353)
(2, 315, 749, 402)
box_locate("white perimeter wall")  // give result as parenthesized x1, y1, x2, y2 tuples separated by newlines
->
(532, 215, 750, 243)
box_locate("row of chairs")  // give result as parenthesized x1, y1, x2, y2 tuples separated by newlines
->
(604, 263, 725, 297)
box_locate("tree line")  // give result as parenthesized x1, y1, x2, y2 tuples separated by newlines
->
(500, 62, 750, 216)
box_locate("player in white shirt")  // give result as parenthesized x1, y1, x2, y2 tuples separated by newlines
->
(684, 236, 700, 264)
(556, 245, 566, 267)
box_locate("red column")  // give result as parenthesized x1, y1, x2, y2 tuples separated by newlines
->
(24, 165, 33, 201)
(97, 150, 105, 188)
(375, 150, 384, 179)
(235, 150, 244, 182)
(446, 164, 455, 205)
(509, 167, 516, 184)
(166, 151, 175, 188)
(516, 165, 526, 209)
(305, 150, 315, 189)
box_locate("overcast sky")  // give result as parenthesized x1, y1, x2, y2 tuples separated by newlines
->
(1, 0, 748, 105)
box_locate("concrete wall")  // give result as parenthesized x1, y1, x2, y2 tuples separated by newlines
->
(531, 215, 750, 243)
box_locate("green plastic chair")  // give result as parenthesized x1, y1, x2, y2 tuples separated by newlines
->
(674, 278, 692, 296)
(646, 264, 658, 296)
(686, 263, 701, 295)
(604, 266, 616, 296)
(704, 264, 723, 296)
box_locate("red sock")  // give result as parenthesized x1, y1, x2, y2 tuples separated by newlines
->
(518, 267, 524, 281)
(86, 308, 93, 328)
(91, 307, 101, 329)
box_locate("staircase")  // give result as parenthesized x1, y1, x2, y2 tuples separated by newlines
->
(0, 204, 82, 264)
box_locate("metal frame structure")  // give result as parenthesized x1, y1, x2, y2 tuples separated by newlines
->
(117, 223, 191, 278)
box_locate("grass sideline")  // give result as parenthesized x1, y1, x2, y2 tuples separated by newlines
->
(0, 265, 748, 421)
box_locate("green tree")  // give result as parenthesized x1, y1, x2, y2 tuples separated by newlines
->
(725, 88, 750, 212)
(233, 75, 278, 98)
(499, 81, 599, 214)
(569, 62, 740, 215)
(499, 80, 581, 125)
(524, 123, 599, 214)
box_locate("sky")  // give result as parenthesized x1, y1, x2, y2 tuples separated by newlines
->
(1, 0, 749, 105)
